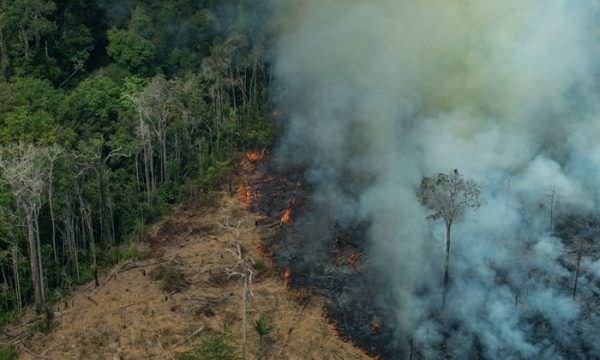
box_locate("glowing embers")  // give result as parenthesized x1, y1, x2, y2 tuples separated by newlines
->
(244, 149, 266, 162)
(284, 268, 292, 287)
(256, 242, 273, 262)
(280, 208, 292, 225)
(236, 183, 262, 208)
(346, 251, 362, 268)
(280, 196, 297, 225)
(322, 311, 347, 341)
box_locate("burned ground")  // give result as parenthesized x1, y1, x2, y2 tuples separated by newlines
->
(242, 152, 600, 359)
(238, 153, 398, 358)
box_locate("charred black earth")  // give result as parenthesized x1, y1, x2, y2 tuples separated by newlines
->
(237, 152, 404, 359)
(237, 151, 600, 360)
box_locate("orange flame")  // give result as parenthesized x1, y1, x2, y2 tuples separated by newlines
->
(236, 183, 249, 206)
(284, 268, 292, 287)
(236, 183, 261, 208)
(280, 208, 292, 225)
(244, 149, 266, 162)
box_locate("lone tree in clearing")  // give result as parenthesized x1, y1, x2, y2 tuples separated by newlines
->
(417, 169, 481, 306)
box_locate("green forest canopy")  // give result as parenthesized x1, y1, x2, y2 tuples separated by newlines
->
(0, 0, 273, 317)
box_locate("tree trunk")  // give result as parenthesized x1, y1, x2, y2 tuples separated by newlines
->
(109, 203, 116, 247)
(145, 137, 156, 202)
(48, 165, 57, 263)
(68, 213, 80, 281)
(229, 65, 238, 126)
(161, 134, 168, 183)
(242, 271, 249, 360)
(549, 188, 556, 233)
(78, 190, 98, 287)
(573, 239, 584, 299)
(251, 56, 258, 108)
(85, 209, 98, 287)
(443, 221, 452, 307)
(1, 264, 8, 308)
(241, 68, 248, 115)
(98, 164, 109, 244)
(20, 27, 28, 59)
(26, 212, 44, 314)
(135, 152, 141, 191)
(12, 244, 22, 312)
(34, 211, 45, 303)
(143, 147, 151, 203)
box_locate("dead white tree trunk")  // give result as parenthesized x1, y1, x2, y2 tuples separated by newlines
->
(12, 243, 21, 312)
(223, 218, 253, 360)
(0, 144, 50, 315)
(47, 146, 62, 263)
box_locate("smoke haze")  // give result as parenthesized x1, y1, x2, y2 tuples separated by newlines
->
(271, 0, 600, 358)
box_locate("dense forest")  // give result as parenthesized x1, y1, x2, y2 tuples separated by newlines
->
(0, 0, 272, 320)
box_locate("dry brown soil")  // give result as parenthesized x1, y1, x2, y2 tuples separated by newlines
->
(4, 190, 372, 360)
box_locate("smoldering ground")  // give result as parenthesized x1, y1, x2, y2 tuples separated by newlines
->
(270, 0, 600, 358)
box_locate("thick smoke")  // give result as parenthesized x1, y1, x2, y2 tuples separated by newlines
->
(271, 0, 600, 358)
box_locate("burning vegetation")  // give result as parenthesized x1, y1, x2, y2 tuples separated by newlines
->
(235, 142, 600, 359)
(236, 183, 262, 208)
(244, 149, 266, 162)
(235, 149, 395, 358)
(269, 0, 600, 358)
(283, 268, 292, 288)
(280, 208, 292, 225)
(346, 252, 362, 268)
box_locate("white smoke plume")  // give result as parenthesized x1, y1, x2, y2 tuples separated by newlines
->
(271, 0, 600, 358)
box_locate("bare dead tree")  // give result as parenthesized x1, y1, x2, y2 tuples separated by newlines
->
(57, 192, 80, 281)
(138, 119, 155, 204)
(0, 144, 50, 314)
(76, 144, 130, 246)
(75, 146, 130, 287)
(222, 218, 254, 360)
(125, 87, 156, 204)
(139, 76, 183, 185)
(417, 169, 481, 306)
(46, 145, 62, 263)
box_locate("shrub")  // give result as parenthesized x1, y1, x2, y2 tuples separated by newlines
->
(150, 263, 189, 293)
(0, 344, 17, 360)
(254, 313, 274, 338)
